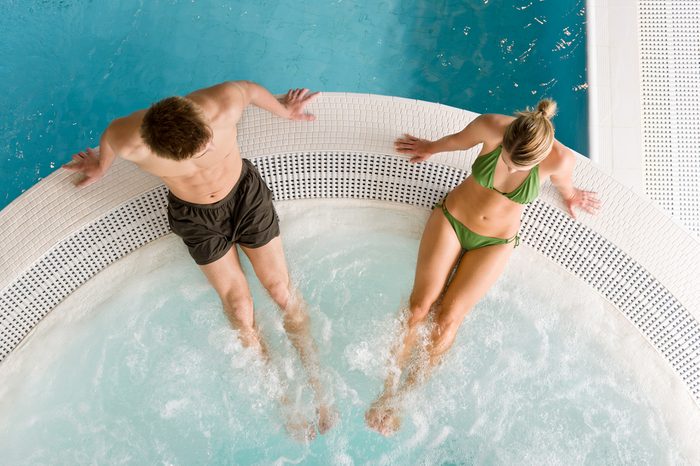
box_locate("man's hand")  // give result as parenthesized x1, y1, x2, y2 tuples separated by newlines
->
(62, 147, 105, 187)
(279, 88, 319, 121)
(394, 134, 434, 163)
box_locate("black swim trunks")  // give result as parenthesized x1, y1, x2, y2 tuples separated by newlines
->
(167, 158, 280, 265)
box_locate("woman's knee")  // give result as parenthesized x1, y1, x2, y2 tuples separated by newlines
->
(430, 315, 461, 358)
(408, 292, 435, 326)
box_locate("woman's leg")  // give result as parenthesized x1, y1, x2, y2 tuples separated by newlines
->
(404, 241, 513, 388)
(366, 207, 462, 433)
(370, 240, 514, 436)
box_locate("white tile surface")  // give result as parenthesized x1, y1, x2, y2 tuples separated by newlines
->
(609, 4, 639, 45)
(596, 81, 612, 127)
(588, 0, 643, 191)
(596, 124, 614, 174)
(612, 126, 643, 170)
(613, 168, 646, 197)
(592, 0, 610, 47)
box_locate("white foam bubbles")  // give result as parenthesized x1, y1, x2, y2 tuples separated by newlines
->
(160, 398, 190, 419)
(1, 200, 699, 463)
(344, 341, 379, 376)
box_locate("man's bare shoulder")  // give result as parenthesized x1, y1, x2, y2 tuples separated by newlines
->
(104, 110, 147, 160)
(186, 81, 246, 122)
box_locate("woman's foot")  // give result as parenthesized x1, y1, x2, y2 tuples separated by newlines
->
(316, 403, 340, 434)
(365, 394, 401, 436)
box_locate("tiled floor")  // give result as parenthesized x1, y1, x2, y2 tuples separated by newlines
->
(588, 0, 645, 197)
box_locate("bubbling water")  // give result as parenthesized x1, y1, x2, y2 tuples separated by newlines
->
(0, 200, 697, 465)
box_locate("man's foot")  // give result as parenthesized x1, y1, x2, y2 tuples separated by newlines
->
(279, 393, 317, 443)
(316, 404, 340, 434)
(365, 394, 401, 436)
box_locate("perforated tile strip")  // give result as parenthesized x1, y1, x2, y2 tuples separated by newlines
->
(1, 152, 698, 404)
(639, 0, 700, 235)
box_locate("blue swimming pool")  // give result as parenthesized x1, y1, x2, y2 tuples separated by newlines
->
(0, 0, 587, 209)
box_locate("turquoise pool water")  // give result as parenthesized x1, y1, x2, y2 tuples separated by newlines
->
(0, 0, 588, 208)
(0, 202, 696, 465)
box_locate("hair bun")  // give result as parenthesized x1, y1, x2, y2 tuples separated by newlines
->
(536, 98, 557, 120)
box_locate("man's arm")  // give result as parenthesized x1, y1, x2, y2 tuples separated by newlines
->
(228, 81, 319, 121)
(62, 127, 118, 187)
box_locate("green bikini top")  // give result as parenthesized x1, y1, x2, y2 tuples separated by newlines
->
(471, 145, 540, 204)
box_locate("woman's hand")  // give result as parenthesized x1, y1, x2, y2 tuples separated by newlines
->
(394, 134, 434, 163)
(565, 188, 601, 218)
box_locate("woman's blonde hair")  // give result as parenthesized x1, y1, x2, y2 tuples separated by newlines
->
(502, 98, 557, 167)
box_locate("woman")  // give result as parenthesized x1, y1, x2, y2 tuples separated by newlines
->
(365, 99, 600, 436)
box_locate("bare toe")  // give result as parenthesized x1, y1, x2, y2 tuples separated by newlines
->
(365, 396, 402, 436)
(379, 413, 401, 436)
(317, 405, 339, 434)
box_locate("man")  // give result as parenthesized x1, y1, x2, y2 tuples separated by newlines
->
(64, 81, 335, 441)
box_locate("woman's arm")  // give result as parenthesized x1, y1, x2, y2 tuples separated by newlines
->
(394, 114, 501, 163)
(549, 141, 601, 218)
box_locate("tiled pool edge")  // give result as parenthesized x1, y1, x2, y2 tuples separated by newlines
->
(1, 93, 699, 408)
(2, 152, 699, 406)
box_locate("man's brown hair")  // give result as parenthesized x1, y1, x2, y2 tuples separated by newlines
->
(140, 96, 213, 160)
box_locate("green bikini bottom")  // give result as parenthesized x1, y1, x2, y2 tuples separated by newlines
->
(438, 201, 520, 250)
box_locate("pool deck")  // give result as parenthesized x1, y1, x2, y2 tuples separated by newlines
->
(589, 0, 700, 238)
(588, 0, 644, 195)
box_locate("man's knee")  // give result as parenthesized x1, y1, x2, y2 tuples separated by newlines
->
(264, 277, 291, 309)
(221, 291, 255, 328)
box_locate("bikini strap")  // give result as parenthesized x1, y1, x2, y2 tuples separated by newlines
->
(507, 233, 520, 248)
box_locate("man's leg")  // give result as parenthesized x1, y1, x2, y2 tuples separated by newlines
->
(241, 236, 338, 433)
(200, 244, 316, 441)
(198, 247, 270, 357)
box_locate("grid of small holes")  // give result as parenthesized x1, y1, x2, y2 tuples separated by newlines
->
(639, 1, 700, 234)
(1, 154, 698, 401)
(0, 186, 170, 361)
(522, 200, 699, 398)
(252, 152, 467, 208)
